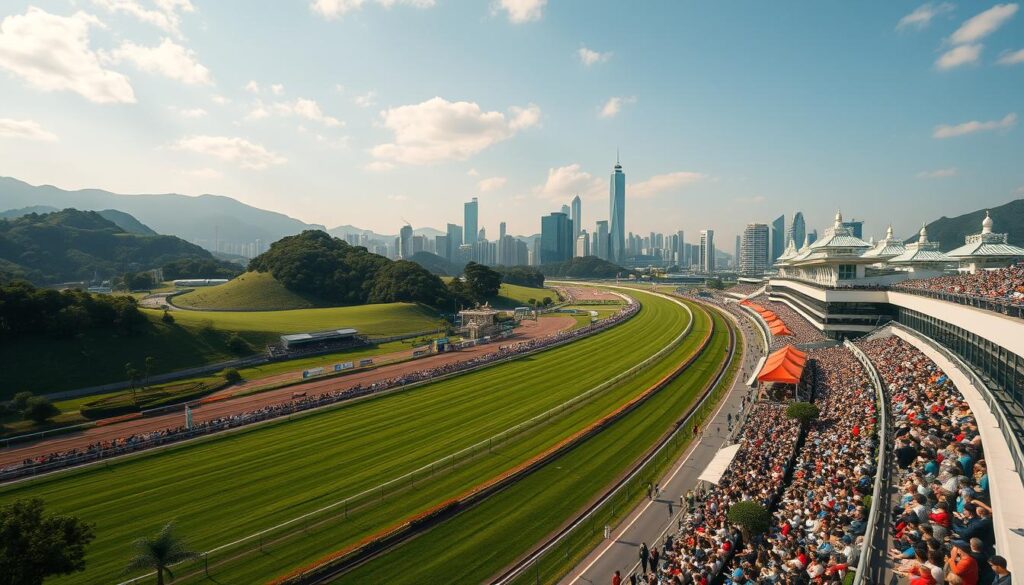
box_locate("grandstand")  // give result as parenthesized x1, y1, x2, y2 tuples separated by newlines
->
(279, 328, 365, 351)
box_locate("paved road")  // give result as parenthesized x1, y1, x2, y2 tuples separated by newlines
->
(0, 316, 575, 467)
(559, 305, 764, 585)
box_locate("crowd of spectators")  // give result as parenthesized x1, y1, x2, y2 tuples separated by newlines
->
(728, 283, 767, 297)
(858, 336, 1001, 585)
(1, 300, 639, 481)
(893, 264, 1024, 307)
(761, 299, 828, 348)
(638, 347, 878, 584)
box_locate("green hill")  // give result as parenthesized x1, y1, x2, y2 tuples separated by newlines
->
(173, 271, 329, 310)
(0, 209, 213, 283)
(540, 256, 631, 278)
(910, 198, 1024, 251)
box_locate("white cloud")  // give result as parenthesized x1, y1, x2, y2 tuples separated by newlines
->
(353, 91, 377, 108)
(91, 0, 195, 37)
(535, 164, 603, 201)
(599, 96, 636, 119)
(245, 80, 260, 93)
(496, 0, 546, 23)
(935, 44, 982, 69)
(211, 94, 230, 105)
(0, 8, 135, 104)
(173, 135, 286, 169)
(933, 112, 1017, 138)
(477, 176, 507, 192)
(107, 38, 212, 85)
(997, 48, 1024, 64)
(171, 106, 207, 118)
(0, 118, 58, 142)
(364, 161, 395, 172)
(631, 172, 708, 198)
(916, 167, 958, 178)
(270, 83, 284, 95)
(371, 97, 540, 164)
(896, 3, 954, 30)
(248, 98, 343, 127)
(950, 3, 1018, 45)
(311, 0, 436, 19)
(577, 46, 612, 66)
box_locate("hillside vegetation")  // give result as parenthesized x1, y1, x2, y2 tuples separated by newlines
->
(173, 271, 327, 310)
(0, 209, 215, 284)
(914, 197, 1024, 251)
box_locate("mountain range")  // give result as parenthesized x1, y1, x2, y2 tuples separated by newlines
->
(910, 198, 1024, 251)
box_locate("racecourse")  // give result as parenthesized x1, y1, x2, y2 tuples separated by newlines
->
(1, 288, 695, 585)
(338, 306, 733, 584)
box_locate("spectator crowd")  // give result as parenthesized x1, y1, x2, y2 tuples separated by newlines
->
(894, 264, 1024, 307)
(1, 299, 639, 481)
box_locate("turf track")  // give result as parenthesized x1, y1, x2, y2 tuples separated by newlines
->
(0, 288, 693, 585)
(333, 305, 732, 585)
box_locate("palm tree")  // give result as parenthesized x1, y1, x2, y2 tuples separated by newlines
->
(124, 522, 200, 585)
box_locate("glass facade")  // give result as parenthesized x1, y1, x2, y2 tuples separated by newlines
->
(897, 307, 1024, 445)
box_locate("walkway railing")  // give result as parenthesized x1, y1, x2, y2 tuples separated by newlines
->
(843, 339, 893, 585)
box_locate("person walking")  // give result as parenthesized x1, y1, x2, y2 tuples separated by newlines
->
(668, 499, 673, 516)
(646, 483, 653, 500)
(654, 483, 660, 498)
(639, 542, 650, 574)
(612, 570, 622, 585)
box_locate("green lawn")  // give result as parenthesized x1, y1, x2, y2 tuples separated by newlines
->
(341, 309, 732, 585)
(172, 272, 329, 310)
(0, 289, 697, 585)
(1, 303, 441, 398)
(492, 283, 553, 308)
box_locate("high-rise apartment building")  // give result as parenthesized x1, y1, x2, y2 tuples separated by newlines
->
(740, 223, 769, 275)
(596, 220, 610, 260)
(571, 195, 582, 250)
(735, 235, 741, 269)
(699, 229, 715, 273)
(464, 198, 479, 246)
(540, 212, 574, 264)
(446, 223, 463, 261)
(575, 230, 590, 258)
(399, 224, 413, 259)
(770, 215, 785, 264)
(609, 157, 626, 263)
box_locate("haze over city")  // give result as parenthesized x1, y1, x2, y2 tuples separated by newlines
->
(1, 1, 1023, 245)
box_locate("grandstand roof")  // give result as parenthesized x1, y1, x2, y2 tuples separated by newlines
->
(280, 328, 359, 346)
(757, 344, 806, 384)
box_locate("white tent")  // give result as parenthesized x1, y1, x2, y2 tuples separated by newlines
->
(696, 444, 741, 485)
(746, 356, 766, 387)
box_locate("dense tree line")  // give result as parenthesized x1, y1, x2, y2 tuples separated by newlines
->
(162, 257, 243, 280)
(0, 209, 217, 284)
(540, 256, 630, 278)
(493, 265, 545, 287)
(0, 280, 146, 341)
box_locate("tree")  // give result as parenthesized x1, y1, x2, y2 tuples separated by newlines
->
(542, 296, 553, 306)
(161, 310, 174, 324)
(225, 333, 252, 355)
(224, 368, 242, 384)
(11, 391, 33, 413)
(123, 521, 200, 585)
(125, 362, 142, 405)
(23, 397, 60, 424)
(527, 298, 537, 307)
(706, 277, 725, 290)
(0, 498, 95, 585)
(462, 262, 502, 303)
(785, 401, 821, 428)
(727, 500, 771, 543)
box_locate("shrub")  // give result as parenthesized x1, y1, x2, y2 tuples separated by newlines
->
(224, 368, 242, 384)
(12, 391, 34, 413)
(785, 401, 820, 427)
(161, 310, 175, 324)
(727, 500, 771, 541)
(23, 396, 60, 424)
(226, 333, 252, 354)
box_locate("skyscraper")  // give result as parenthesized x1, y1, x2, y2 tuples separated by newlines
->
(770, 215, 785, 264)
(575, 230, 590, 257)
(497, 221, 507, 265)
(399, 224, 413, 259)
(842, 219, 864, 239)
(788, 211, 805, 249)
(740, 223, 769, 275)
(464, 198, 478, 246)
(609, 156, 626, 263)
(571, 195, 582, 247)
(446, 223, 463, 261)
(699, 229, 715, 273)
(540, 212, 573, 264)
(596, 220, 610, 260)
(676, 230, 685, 267)
(734, 235, 741, 269)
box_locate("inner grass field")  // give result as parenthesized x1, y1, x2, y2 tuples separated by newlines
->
(338, 308, 733, 585)
(492, 282, 554, 308)
(0, 289, 696, 585)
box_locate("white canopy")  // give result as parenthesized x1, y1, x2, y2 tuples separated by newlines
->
(746, 356, 766, 387)
(696, 444, 741, 485)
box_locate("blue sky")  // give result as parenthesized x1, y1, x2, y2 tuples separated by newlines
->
(0, 1, 1021, 246)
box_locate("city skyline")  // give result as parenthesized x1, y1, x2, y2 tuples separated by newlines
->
(1, 2, 1022, 248)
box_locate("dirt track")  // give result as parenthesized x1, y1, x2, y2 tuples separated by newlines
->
(0, 316, 575, 468)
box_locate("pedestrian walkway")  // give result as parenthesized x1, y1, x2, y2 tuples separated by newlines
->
(559, 311, 764, 585)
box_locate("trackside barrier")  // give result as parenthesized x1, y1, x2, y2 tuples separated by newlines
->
(491, 301, 736, 585)
(110, 293, 680, 585)
(267, 297, 714, 585)
(844, 340, 892, 585)
(5, 302, 641, 484)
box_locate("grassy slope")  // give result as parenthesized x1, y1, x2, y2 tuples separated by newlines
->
(0, 290, 691, 585)
(492, 283, 552, 308)
(341, 308, 730, 585)
(2, 304, 441, 397)
(172, 272, 329, 310)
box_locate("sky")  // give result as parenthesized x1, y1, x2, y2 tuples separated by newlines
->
(0, 0, 1022, 246)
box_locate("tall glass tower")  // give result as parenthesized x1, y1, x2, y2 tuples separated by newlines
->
(609, 156, 626, 263)
(788, 211, 805, 249)
(770, 214, 785, 264)
(571, 195, 582, 243)
(464, 197, 478, 246)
